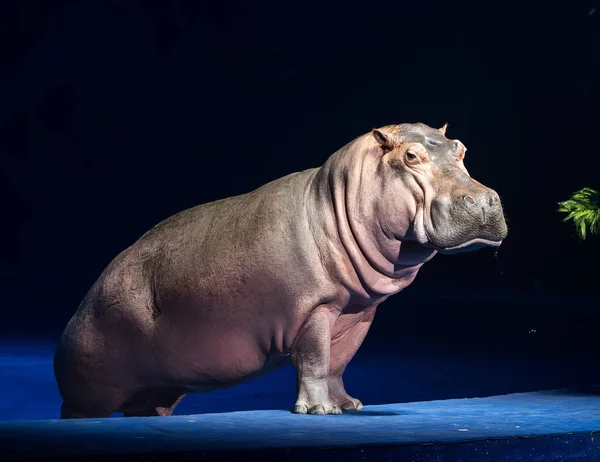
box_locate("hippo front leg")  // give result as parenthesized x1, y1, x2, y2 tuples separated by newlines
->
(328, 308, 377, 411)
(291, 306, 342, 415)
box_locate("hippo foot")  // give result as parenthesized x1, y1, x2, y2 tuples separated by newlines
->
(293, 401, 342, 415)
(328, 384, 364, 411)
(340, 397, 363, 411)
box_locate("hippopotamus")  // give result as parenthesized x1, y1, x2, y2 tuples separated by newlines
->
(54, 122, 507, 418)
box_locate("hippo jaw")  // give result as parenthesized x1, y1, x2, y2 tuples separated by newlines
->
(425, 237, 503, 255)
(412, 208, 506, 255)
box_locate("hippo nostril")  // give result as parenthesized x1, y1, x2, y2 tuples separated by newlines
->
(463, 195, 476, 205)
(486, 192, 499, 207)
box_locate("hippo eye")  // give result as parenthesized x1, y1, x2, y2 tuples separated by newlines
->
(405, 151, 418, 162)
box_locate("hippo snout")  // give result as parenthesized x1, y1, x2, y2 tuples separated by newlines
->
(461, 191, 503, 225)
(457, 188, 506, 235)
(427, 187, 507, 253)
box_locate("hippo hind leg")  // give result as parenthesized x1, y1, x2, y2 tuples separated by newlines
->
(57, 370, 130, 419)
(55, 334, 131, 419)
(58, 376, 129, 418)
(119, 387, 187, 417)
(60, 399, 121, 419)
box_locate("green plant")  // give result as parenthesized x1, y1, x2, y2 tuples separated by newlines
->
(558, 187, 600, 239)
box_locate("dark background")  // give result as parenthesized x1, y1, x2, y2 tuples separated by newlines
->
(1, 0, 600, 418)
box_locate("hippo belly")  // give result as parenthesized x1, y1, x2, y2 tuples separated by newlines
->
(148, 295, 293, 391)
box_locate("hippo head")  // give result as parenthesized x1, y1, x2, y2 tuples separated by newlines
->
(371, 122, 507, 255)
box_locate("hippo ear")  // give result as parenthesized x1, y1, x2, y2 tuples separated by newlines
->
(372, 129, 394, 150)
(453, 140, 466, 162)
(438, 123, 448, 136)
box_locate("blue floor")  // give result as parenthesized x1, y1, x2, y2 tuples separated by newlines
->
(3, 389, 600, 461)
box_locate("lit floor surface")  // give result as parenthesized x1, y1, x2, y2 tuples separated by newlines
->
(2, 390, 600, 461)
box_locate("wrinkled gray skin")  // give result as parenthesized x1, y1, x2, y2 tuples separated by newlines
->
(54, 122, 507, 418)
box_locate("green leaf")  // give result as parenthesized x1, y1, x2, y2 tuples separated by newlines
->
(557, 187, 600, 240)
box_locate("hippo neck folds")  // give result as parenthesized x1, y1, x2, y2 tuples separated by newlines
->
(312, 133, 428, 299)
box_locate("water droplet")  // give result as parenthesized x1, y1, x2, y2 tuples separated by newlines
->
(493, 249, 504, 278)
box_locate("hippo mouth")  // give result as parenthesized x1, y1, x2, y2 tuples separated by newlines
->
(412, 209, 504, 254)
(422, 237, 503, 255)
